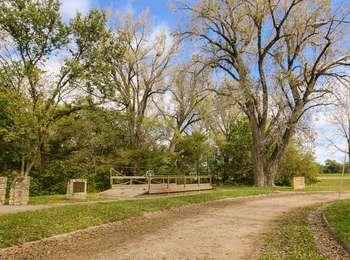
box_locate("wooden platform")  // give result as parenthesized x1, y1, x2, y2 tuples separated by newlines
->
(148, 183, 212, 194)
(99, 175, 213, 198)
(99, 184, 148, 198)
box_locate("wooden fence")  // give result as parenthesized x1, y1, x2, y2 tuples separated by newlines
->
(110, 175, 212, 194)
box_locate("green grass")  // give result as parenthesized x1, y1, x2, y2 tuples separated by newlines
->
(28, 186, 291, 205)
(29, 193, 102, 205)
(324, 200, 350, 246)
(319, 173, 350, 178)
(259, 206, 325, 260)
(305, 178, 350, 191)
(28, 176, 350, 207)
(0, 186, 274, 248)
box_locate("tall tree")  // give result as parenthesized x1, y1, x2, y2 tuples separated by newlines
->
(182, 0, 350, 186)
(85, 10, 180, 150)
(155, 62, 210, 151)
(202, 88, 242, 139)
(0, 0, 110, 175)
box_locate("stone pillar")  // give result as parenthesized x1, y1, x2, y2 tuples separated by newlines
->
(66, 179, 87, 200)
(0, 177, 7, 205)
(9, 176, 30, 205)
(293, 176, 305, 190)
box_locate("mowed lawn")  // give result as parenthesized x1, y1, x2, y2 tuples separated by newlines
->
(319, 173, 350, 178)
(26, 173, 350, 206)
(305, 174, 350, 191)
(260, 205, 325, 260)
(324, 200, 350, 247)
(0, 186, 275, 248)
(29, 193, 102, 205)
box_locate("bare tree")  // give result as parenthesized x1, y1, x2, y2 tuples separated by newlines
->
(155, 62, 210, 151)
(88, 10, 181, 150)
(181, 0, 350, 186)
(326, 80, 350, 163)
(201, 85, 242, 139)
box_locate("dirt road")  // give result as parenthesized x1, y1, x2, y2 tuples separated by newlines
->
(2, 192, 350, 260)
(0, 204, 53, 215)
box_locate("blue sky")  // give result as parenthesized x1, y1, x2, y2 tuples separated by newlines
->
(59, 0, 348, 163)
(60, 0, 181, 28)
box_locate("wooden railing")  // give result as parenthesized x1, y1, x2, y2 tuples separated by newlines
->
(110, 175, 212, 194)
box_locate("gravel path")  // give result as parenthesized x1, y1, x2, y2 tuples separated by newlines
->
(0, 204, 53, 215)
(2, 192, 350, 260)
(308, 208, 350, 260)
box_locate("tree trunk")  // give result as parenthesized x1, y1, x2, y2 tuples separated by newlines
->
(253, 152, 266, 187)
(21, 157, 25, 176)
(348, 139, 350, 166)
(39, 141, 46, 171)
(265, 160, 279, 186)
(249, 115, 266, 187)
(169, 133, 177, 153)
(24, 160, 35, 177)
(250, 133, 266, 187)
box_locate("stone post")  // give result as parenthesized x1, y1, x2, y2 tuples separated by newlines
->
(9, 176, 30, 205)
(0, 177, 7, 205)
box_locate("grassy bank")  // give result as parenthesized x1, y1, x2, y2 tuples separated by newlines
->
(28, 185, 291, 205)
(305, 178, 350, 191)
(319, 173, 350, 178)
(0, 186, 274, 248)
(29, 193, 102, 205)
(260, 206, 324, 260)
(26, 176, 350, 207)
(324, 200, 350, 246)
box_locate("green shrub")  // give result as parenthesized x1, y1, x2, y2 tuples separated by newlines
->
(275, 142, 319, 186)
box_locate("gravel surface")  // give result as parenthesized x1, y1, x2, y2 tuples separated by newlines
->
(0, 204, 53, 215)
(308, 208, 350, 260)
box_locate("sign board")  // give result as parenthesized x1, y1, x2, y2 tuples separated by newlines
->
(66, 179, 87, 200)
(73, 181, 86, 193)
(293, 177, 305, 190)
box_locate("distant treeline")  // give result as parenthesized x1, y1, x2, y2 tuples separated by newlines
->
(321, 160, 350, 174)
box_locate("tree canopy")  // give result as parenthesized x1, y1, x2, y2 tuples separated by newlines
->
(1, 0, 346, 194)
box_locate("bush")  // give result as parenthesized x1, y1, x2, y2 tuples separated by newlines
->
(211, 117, 254, 185)
(275, 142, 319, 186)
(323, 159, 343, 173)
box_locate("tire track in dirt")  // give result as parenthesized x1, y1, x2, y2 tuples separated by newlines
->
(2, 192, 350, 260)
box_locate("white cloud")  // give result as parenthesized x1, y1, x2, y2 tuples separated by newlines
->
(314, 145, 344, 163)
(60, 0, 91, 21)
(312, 110, 348, 163)
(44, 55, 64, 75)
